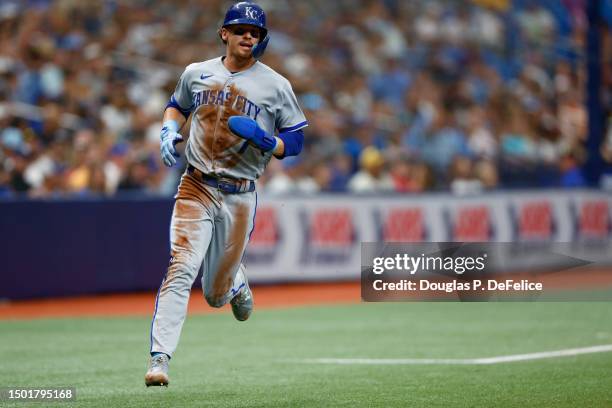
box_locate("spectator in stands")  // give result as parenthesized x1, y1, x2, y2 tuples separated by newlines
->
(8, 151, 30, 193)
(86, 162, 107, 196)
(262, 158, 295, 195)
(348, 146, 394, 193)
(24, 139, 67, 193)
(388, 155, 413, 193)
(410, 162, 436, 192)
(449, 155, 483, 195)
(559, 150, 586, 187)
(263, 156, 327, 195)
(117, 155, 152, 193)
(474, 159, 499, 190)
(420, 106, 472, 178)
(309, 161, 334, 193)
(466, 105, 497, 160)
(328, 153, 352, 192)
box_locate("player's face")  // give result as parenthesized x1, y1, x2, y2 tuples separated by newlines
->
(222, 25, 261, 60)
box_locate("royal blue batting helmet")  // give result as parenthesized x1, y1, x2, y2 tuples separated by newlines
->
(221, 2, 269, 58)
(222, 2, 267, 36)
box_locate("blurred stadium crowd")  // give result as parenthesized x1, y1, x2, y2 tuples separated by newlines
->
(0, 0, 610, 198)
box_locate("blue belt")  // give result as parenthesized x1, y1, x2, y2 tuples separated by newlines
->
(187, 165, 255, 194)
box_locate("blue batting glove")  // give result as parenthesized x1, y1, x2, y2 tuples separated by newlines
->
(228, 116, 277, 152)
(160, 120, 183, 167)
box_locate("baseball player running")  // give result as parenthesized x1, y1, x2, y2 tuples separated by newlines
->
(145, 1, 307, 387)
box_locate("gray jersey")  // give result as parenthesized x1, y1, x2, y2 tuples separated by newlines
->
(172, 57, 307, 180)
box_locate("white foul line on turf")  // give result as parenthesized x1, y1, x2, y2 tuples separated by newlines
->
(292, 344, 612, 365)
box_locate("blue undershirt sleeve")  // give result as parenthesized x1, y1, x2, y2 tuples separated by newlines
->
(276, 128, 304, 159)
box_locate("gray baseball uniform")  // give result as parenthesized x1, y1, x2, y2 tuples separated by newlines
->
(150, 57, 307, 357)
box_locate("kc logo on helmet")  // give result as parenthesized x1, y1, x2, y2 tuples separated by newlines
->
(245, 6, 258, 19)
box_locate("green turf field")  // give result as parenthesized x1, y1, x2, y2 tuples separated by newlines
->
(2, 302, 612, 407)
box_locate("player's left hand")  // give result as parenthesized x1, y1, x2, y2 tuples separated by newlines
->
(228, 116, 277, 152)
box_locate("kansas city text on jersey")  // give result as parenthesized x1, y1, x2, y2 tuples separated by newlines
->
(192, 89, 262, 120)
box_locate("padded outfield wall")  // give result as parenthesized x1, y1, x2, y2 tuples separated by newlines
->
(1, 189, 611, 300)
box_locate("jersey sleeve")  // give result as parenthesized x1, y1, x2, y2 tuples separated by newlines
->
(171, 66, 195, 113)
(275, 79, 308, 133)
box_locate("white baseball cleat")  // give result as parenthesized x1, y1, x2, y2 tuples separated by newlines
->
(230, 278, 253, 321)
(145, 354, 170, 387)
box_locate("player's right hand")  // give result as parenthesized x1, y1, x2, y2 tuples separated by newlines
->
(160, 121, 184, 167)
